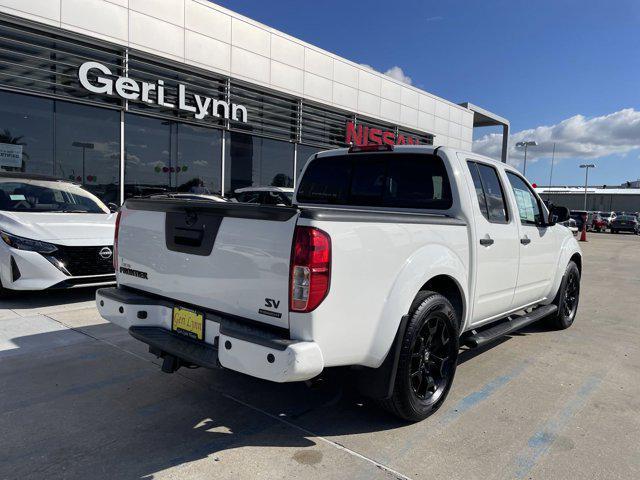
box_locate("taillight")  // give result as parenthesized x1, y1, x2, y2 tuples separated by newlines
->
(113, 210, 122, 271)
(290, 226, 331, 312)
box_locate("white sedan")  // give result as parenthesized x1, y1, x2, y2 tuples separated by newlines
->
(0, 173, 116, 294)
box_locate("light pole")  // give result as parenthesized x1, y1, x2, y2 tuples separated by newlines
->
(579, 164, 595, 211)
(516, 140, 537, 177)
(547, 142, 556, 201)
(72, 141, 94, 183)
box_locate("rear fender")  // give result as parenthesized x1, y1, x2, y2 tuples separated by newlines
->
(370, 244, 468, 368)
(547, 232, 581, 301)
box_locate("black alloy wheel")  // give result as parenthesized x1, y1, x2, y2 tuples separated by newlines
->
(562, 269, 579, 320)
(409, 315, 454, 405)
(378, 291, 459, 422)
(550, 261, 580, 329)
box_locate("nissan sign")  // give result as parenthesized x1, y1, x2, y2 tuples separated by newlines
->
(345, 121, 425, 146)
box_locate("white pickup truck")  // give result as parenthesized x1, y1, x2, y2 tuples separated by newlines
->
(96, 145, 581, 421)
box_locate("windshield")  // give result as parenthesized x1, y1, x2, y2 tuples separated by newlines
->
(617, 215, 636, 221)
(0, 179, 109, 213)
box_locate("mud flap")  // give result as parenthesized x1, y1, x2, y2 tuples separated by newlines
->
(353, 315, 409, 400)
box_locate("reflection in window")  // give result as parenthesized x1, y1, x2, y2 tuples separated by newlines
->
(476, 163, 508, 223)
(55, 102, 120, 205)
(0, 90, 54, 176)
(124, 114, 222, 199)
(0, 90, 120, 204)
(225, 131, 294, 193)
(296, 144, 325, 181)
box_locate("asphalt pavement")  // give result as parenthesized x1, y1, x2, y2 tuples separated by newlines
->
(0, 232, 638, 480)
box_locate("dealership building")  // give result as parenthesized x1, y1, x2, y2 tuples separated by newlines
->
(0, 0, 508, 205)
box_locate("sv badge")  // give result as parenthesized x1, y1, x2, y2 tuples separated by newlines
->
(264, 298, 280, 309)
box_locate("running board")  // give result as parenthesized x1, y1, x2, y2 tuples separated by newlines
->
(463, 304, 558, 348)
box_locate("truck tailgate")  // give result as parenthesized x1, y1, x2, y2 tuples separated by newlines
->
(117, 199, 298, 328)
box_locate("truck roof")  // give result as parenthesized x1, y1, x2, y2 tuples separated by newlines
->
(314, 145, 513, 171)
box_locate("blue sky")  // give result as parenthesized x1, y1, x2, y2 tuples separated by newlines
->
(213, 0, 640, 186)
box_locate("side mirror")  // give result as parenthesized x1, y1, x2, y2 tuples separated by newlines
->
(107, 202, 120, 213)
(549, 205, 570, 225)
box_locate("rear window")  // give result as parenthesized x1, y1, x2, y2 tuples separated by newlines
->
(296, 153, 452, 209)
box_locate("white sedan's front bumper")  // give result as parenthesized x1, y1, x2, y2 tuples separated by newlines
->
(96, 287, 324, 382)
(0, 243, 115, 290)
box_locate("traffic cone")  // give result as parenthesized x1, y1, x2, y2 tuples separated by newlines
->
(579, 215, 587, 242)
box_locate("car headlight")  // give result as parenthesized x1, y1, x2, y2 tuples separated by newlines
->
(0, 231, 58, 254)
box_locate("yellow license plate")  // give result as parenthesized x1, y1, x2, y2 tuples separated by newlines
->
(172, 306, 204, 340)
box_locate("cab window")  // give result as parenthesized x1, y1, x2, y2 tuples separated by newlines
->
(467, 161, 508, 223)
(297, 153, 452, 209)
(506, 172, 543, 225)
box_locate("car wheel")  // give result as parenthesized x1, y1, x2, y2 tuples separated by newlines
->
(549, 261, 580, 330)
(377, 291, 459, 422)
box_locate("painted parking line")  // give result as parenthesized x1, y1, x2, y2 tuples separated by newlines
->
(392, 360, 531, 461)
(439, 360, 530, 427)
(512, 375, 602, 479)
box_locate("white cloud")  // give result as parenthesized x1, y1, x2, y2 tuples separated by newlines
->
(473, 108, 640, 166)
(383, 66, 413, 85)
(360, 64, 413, 85)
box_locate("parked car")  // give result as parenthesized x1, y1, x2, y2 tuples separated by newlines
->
(233, 187, 294, 206)
(0, 172, 116, 294)
(561, 217, 579, 235)
(588, 212, 607, 232)
(96, 145, 581, 422)
(599, 211, 615, 227)
(609, 214, 638, 234)
(570, 210, 588, 232)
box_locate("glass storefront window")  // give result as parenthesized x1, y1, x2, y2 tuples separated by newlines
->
(0, 90, 54, 176)
(224, 131, 294, 194)
(124, 114, 222, 199)
(55, 102, 121, 205)
(0, 90, 120, 204)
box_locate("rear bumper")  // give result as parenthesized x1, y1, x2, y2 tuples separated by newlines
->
(96, 286, 324, 382)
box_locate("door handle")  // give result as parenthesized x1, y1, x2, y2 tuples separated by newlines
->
(520, 236, 531, 245)
(479, 236, 494, 246)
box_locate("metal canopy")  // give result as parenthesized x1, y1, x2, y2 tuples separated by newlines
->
(458, 102, 510, 163)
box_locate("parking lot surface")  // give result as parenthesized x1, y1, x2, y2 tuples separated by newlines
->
(0, 233, 638, 480)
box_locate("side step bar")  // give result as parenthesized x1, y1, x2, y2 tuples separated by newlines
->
(463, 304, 558, 348)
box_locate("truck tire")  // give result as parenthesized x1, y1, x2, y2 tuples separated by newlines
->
(548, 261, 580, 330)
(378, 291, 459, 422)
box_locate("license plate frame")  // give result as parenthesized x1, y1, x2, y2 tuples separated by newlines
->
(172, 306, 205, 341)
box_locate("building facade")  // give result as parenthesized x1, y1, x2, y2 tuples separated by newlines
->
(0, 0, 508, 204)
(536, 187, 640, 213)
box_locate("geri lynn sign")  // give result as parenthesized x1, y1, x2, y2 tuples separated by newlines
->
(78, 61, 248, 123)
